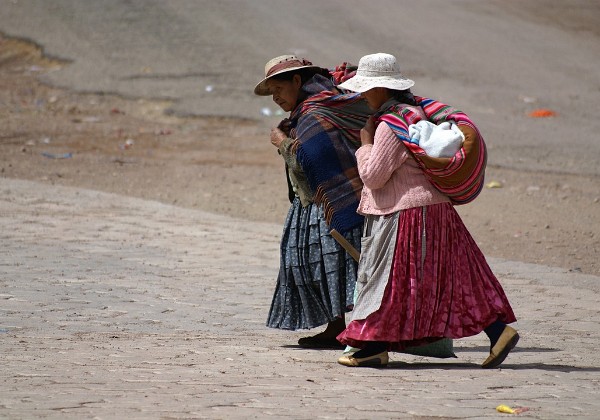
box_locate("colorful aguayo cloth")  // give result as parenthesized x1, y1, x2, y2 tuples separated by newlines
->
(289, 75, 371, 234)
(380, 97, 487, 205)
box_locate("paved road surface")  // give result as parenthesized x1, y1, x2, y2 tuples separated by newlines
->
(1, 178, 600, 419)
(2, 2, 600, 418)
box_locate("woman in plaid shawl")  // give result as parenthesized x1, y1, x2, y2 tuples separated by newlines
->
(254, 55, 370, 348)
(335, 53, 518, 369)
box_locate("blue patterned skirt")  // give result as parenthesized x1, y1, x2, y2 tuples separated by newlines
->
(267, 198, 361, 330)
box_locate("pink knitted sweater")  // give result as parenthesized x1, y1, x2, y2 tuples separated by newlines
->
(356, 122, 449, 216)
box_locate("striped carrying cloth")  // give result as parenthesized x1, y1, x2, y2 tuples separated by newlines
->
(380, 96, 487, 205)
(288, 75, 371, 233)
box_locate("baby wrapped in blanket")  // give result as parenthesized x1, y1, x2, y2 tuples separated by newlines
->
(408, 120, 464, 158)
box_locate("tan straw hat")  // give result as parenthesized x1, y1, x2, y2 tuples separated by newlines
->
(337, 53, 414, 93)
(254, 55, 321, 96)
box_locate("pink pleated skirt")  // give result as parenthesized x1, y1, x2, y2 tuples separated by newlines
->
(338, 202, 516, 351)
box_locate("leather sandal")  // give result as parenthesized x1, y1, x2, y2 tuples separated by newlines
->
(338, 351, 389, 367)
(482, 325, 519, 369)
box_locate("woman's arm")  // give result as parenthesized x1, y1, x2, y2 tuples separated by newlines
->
(356, 122, 410, 190)
(271, 127, 303, 172)
(278, 137, 303, 173)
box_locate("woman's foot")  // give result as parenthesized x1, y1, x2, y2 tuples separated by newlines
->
(338, 342, 389, 367)
(351, 341, 387, 359)
(482, 325, 519, 369)
(297, 318, 346, 349)
(297, 333, 344, 349)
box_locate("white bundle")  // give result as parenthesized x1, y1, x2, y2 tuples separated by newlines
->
(408, 120, 465, 158)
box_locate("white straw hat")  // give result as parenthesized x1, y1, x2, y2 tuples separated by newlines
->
(337, 53, 414, 93)
(254, 55, 321, 96)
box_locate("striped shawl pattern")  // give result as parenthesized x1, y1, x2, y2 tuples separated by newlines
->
(289, 75, 370, 233)
(379, 96, 487, 205)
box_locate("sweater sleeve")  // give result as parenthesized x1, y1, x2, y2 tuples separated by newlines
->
(356, 122, 410, 190)
(278, 137, 302, 173)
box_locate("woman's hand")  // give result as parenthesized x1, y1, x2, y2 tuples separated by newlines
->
(277, 118, 292, 136)
(270, 127, 287, 148)
(360, 116, 376, 145)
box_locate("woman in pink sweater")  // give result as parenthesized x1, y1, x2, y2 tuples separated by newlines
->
(335, 53, 518, 368)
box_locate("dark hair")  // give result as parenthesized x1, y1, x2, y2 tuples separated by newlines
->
(390, 89, 417, 106)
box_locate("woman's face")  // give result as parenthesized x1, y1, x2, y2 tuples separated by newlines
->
(266, 74, 302, 112)
(361, 87, 391, 111)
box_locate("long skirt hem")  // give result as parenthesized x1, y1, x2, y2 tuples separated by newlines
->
(267, 198, 361, 331)
(337, 203, 516, 349)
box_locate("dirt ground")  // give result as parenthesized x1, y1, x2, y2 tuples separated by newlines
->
(1, 34, 599, 276)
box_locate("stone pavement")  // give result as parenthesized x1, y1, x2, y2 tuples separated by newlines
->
(1, 178, 599, 419)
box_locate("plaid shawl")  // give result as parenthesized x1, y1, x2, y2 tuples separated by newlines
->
(288, 75, 371, 233)
(379, 96, 487, 205)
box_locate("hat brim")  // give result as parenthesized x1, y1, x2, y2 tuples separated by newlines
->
(337, 75, 415, 93)
(253, 65, 321, 96)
